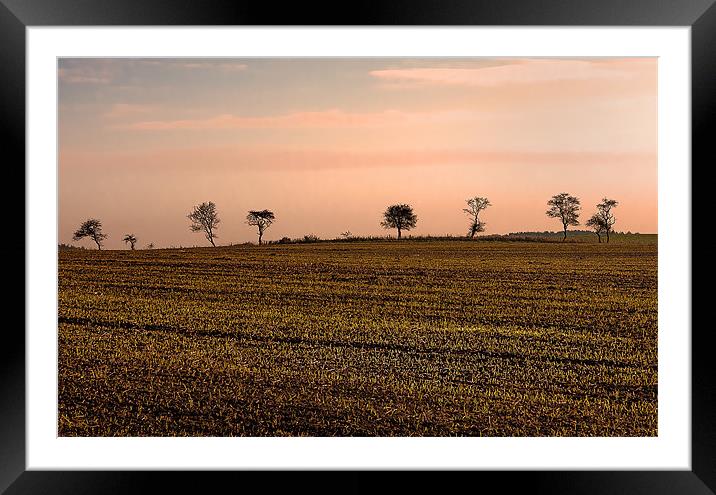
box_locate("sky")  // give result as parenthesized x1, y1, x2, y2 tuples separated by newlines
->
(59, 57, 657, 249)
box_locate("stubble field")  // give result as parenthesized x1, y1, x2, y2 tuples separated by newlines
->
(58, 239, 657, 436)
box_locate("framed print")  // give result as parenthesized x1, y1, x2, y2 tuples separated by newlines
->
(3, 0, 710, 493)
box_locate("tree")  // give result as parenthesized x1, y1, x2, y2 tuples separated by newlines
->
(463, 196, 491, 238)
(146, 243, 155, 249)
(546, 193, 581, 241)
(246, 209, 275, 245)
(381, 203, 417, 239)
(72, 219, 107, 250)
(188, 201, 220, 246)
(585, 214, 606, 243)
(123, 234, 137, 250)
(596, 198, 618, 243)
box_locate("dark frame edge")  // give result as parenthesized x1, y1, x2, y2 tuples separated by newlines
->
(4, 0, 711, 493)
(691, 1, 716, 492)
(1, 471, 714, 495)
(0, 1, 26, 494)
(0, 0, 715, 25)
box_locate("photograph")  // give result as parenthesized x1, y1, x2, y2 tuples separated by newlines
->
(57, 56, 658, 437)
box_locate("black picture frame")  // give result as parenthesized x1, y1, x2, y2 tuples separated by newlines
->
(3, 1, 708, 493)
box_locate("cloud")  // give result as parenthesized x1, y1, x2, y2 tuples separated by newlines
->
(60, 146, 656, 173)
(58, 59, 249, 85)
(138, 60, 248, 71)
(370, 59, 650, 88)
(123, 109, 478, 131)
(58, 66, 113, 84)
(102, 103, 153, 119)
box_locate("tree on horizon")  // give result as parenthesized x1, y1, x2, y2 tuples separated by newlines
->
(463, 196, 491, 238)
(188, 201, 220, 247)
(546, 193, 581, 241)
(73, 219, 107, 250)
(596, 198, 618, 243)
(585, 214, 606, 243)
(246, 210, 275, 245)
(123, 233, 138, 250)
(381, 204, 417, 239)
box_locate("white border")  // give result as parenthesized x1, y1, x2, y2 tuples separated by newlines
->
(27, 27, 691, 470)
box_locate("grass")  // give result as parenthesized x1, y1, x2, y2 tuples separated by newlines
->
(58, 239, 657, 436)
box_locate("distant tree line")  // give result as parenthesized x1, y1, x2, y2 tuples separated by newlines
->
(70, 193, 619, 250)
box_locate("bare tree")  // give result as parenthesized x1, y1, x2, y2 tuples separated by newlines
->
(546, 193, 581, 241)
(596, 198, 618, 243)
(463, 196, 491, 238)
(381, 204, 417, 239)
(73, 219, 107, 250)
(246, 209, 275, 245)
(585, 214, 606, 243)
(146, 243, 155, 250)
(188, 201, 220, 246)
(123, 234, 137, 250)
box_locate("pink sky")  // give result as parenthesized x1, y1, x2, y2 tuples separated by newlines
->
(59, 58, 657, 248)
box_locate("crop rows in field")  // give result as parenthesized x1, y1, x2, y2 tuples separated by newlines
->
(58, 240, 657, 436)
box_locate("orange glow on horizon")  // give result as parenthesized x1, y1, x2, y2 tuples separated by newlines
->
(59, 57, 657, 248)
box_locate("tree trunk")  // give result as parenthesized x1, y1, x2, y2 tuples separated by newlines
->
(397, 227, 401, 239)
(258, 232, 263, 245)
(606, 230, 610, 243)
(562, 226, 567, 241)
(210, 237, 215, 247)
(597, 233, 601, 243)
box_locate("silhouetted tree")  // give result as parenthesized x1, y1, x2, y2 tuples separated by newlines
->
(123, 234, 137, 250)
(596, 198, 618, 243)
(246, 209, 275, 245)
(188, 201, 220, 246)
(146, 243, 155, 250)
(463, 196, 491, 238)
(546, 193, 580, 241)
(585, 214, 606, 243)
(73, 219, 107, 250)
(381, 203, 417, 239)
